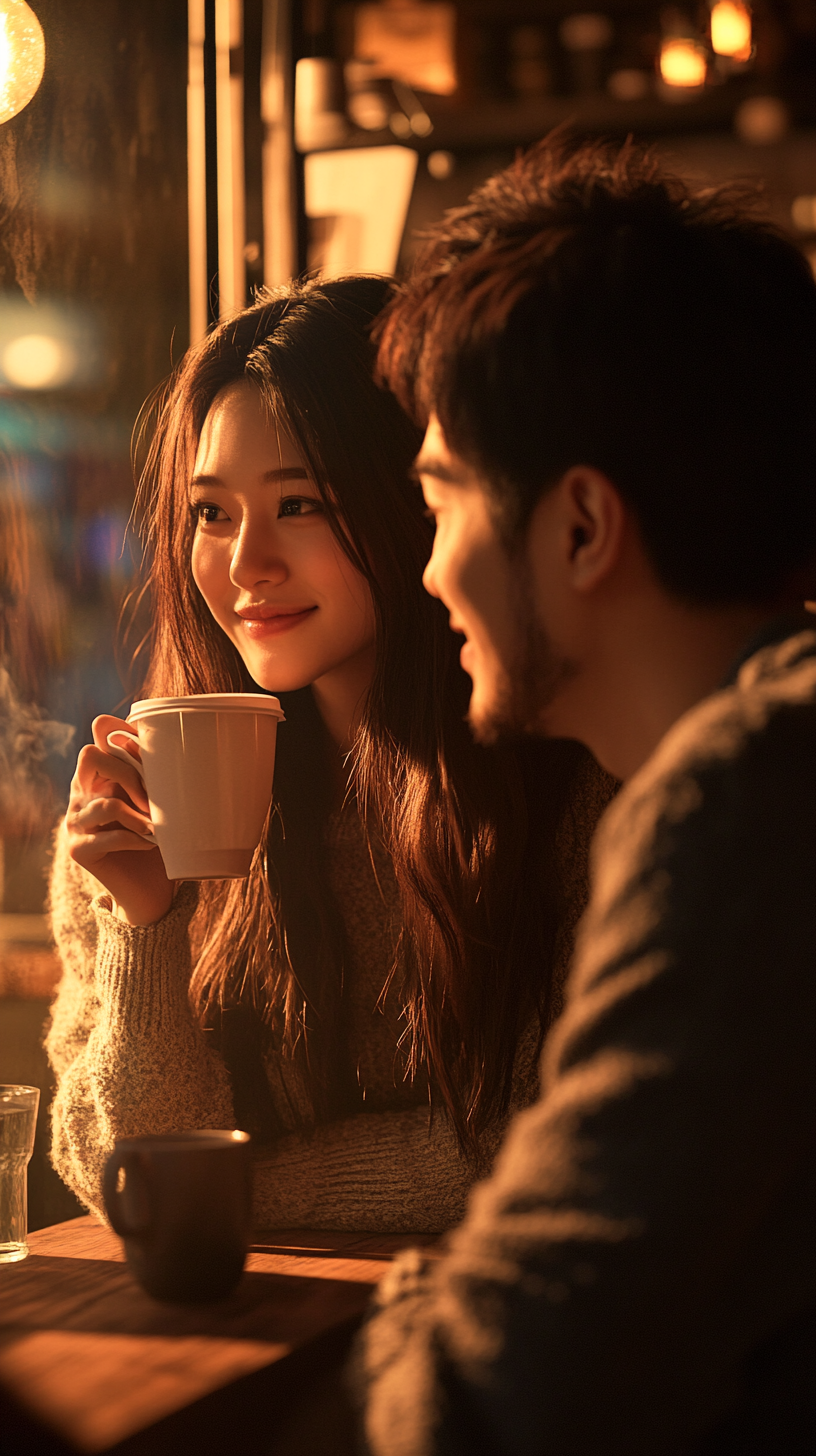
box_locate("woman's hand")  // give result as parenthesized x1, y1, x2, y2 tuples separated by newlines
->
(65, 714, 173, 927)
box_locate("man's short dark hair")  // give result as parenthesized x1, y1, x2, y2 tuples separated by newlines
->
(378, 134, 816, 605)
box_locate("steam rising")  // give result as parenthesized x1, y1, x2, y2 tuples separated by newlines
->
(0, 662, 75, 835)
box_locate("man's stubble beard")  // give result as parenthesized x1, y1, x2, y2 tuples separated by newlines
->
(467, 555, 577, 747)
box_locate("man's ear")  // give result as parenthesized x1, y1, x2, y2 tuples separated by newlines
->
(551, 465, 627, 593)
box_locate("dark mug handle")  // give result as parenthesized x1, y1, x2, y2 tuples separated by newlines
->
(103, 1148, 154, 1237)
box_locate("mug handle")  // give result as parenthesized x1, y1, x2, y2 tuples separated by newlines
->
(103, 1148, 154, 1238)
(105, 729, 155, 843)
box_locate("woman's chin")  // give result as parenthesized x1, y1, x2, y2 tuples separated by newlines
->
(243, 664, 316, 696)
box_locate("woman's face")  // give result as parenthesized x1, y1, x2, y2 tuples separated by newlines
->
(190, 381, 376, 697)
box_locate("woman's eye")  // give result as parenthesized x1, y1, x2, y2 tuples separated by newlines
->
(190, 502, 226, 525)
(278, 495, 323, 519)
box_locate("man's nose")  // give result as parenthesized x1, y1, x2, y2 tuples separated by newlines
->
(422, 552, 440, 600)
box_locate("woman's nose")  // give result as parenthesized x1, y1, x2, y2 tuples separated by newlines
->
(228, 519, 289, 590)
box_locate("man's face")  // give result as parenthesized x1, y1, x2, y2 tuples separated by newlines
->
(417, 417, 573, 743)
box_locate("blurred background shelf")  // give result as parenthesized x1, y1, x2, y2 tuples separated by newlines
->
(315, 83, 816, 152)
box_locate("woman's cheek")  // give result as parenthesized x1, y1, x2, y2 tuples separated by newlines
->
(191, 533, 213, 598)
(191, 536, 227, 624)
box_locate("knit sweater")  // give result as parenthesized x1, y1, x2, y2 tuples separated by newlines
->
(47, 761, 611, 1233)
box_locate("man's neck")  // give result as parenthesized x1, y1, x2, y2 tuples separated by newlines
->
(552, 596, 781, 782)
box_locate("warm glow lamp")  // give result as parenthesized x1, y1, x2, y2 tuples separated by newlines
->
(0, 0, 45, 126)
(659, 38, 708, 87)
(710, 0, 752, 61)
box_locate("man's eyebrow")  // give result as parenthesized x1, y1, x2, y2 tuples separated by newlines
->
(190, 466, 310, 488)
(411, 454, 468, 485)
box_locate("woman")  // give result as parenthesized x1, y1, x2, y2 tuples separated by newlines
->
(47, 277, 613, 1232)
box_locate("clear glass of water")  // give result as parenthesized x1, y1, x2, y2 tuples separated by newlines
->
(0, 1084, 40, 1263)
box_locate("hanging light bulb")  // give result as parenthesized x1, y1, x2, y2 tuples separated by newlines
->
(710, 1, 752, 61)
(0, 1, 45, 126)
(659, 38, 707, 87)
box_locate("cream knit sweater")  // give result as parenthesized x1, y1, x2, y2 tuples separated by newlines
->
(46, 775, 609, 1234)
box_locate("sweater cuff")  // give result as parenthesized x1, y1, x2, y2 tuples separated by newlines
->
(92, 880, 200, 1036)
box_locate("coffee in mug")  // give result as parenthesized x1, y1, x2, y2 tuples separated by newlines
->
(102, 1130, 253, 1303)
(105, 692, 285, 880)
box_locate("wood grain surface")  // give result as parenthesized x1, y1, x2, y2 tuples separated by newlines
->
(0, 1215, 433, 1453)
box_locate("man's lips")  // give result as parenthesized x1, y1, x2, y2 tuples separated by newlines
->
(236, 605, 317, 638)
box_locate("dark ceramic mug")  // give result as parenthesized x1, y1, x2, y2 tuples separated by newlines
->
(102, 1130, 253, 1303)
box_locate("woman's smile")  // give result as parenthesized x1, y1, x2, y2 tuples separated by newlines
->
(236, 604, 319, 638)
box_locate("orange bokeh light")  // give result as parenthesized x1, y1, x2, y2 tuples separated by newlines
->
(710, 1, 752, 61)
(660, 39, 708, 88)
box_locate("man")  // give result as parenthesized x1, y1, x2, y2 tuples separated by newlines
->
(355, 137, 816, 1454)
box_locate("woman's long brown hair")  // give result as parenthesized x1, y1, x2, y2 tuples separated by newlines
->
(133, 276, 600, 1150)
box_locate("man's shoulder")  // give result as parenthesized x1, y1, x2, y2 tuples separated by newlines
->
(672, 616, 812, 758)
(592, 625, 816, 907)
(732, 620, 816, 712)
(559, 625, 816, 1060)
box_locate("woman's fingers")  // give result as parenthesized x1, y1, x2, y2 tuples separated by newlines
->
(67, 794, 156, 869)
(70, 828, 159, 867)
(70, 796, 154, 841)
(65, 719, 173, 923)
(73, 742, 150, 815)
(92, 713, 135, 753)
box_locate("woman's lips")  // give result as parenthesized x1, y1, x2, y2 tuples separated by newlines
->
(238, 607, 317, 638)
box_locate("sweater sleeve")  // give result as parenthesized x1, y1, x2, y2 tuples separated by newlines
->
(354, 679, 816, 1455)
(46, 829, 234, 1218)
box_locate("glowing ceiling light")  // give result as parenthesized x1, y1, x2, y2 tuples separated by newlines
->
(660, 38, 708, 88)
(0, 1, 45, 125)
(710, 0, 752, 60)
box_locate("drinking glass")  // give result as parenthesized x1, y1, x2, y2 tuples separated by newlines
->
(0, 1084, 40, 1263)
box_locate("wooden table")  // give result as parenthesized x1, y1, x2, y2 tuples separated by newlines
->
(0, 1215, 434, 1454)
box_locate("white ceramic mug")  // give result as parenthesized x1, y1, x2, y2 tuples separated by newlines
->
(105, 693, 285, 880)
